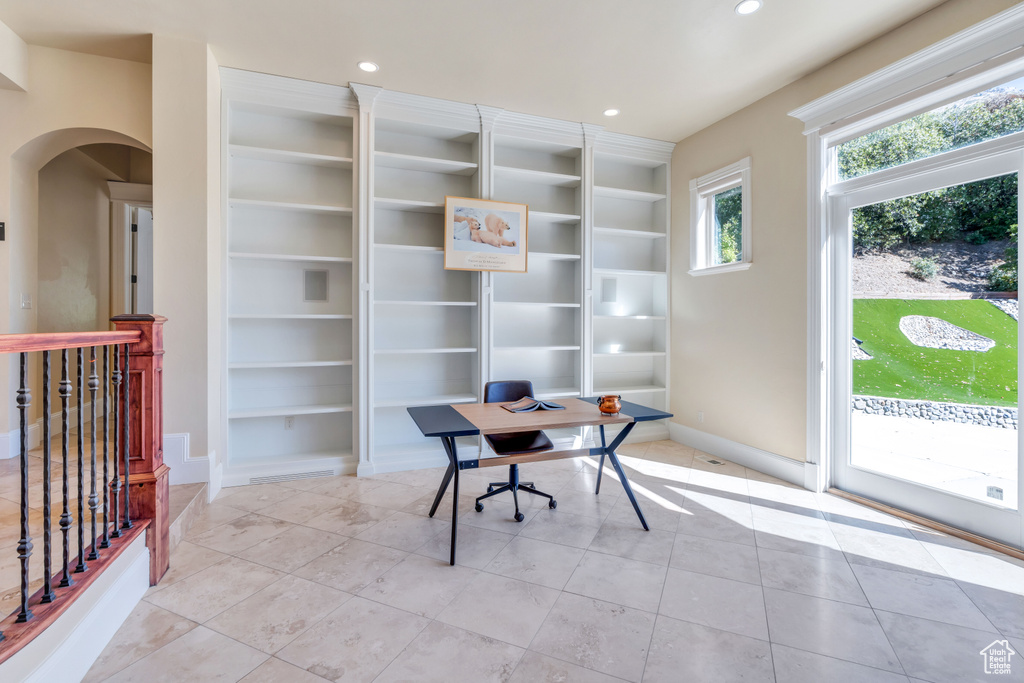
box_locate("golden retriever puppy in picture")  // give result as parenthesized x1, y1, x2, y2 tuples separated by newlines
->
(471, 213, 517, 248)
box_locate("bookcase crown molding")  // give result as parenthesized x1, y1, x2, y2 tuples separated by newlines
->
(493, 111, 588, 148)
(221, 67, 356, 116)
(374, 89, 482, 132)
(594, 130, 675, 163)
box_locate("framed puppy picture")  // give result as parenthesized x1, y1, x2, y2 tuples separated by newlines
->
(444, 196, 528, 273)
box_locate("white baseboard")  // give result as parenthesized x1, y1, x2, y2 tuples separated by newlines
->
(164, 433, 210, 486)
(220, 453, 354, 489)
(0, 531, 150, 683)
(803, 462, 823, 492)
(669, 422, 808, 489)
(208, 457, 224, 503)
(2, 402, 98, 459)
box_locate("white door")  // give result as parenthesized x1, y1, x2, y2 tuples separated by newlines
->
(133, 207, 154, 314)
(829, 146, 1023, 549)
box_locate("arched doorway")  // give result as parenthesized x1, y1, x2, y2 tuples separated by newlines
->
(2, 128, 152, 453)
(37, 143, 153, 334)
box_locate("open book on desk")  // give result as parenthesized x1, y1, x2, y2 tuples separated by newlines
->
(502, 397, 565, 413)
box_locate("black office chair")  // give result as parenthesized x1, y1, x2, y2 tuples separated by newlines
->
(474, 380, 557, 522)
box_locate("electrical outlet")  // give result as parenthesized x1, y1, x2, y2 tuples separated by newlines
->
(697, 411, 704, 424)
(20, 293, 31, 310)
(284, 416, 295, 430)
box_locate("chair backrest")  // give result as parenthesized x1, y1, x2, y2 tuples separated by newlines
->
(484, 380, 534, 404)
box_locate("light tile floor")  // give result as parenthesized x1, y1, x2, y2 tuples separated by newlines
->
(67, 440, 1024, 682)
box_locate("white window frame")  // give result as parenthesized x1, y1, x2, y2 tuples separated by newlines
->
(789, 2, 1024, 502)
(689, 157, 752, 276)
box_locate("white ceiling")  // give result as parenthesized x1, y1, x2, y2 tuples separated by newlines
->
(0, 0, 951, 141)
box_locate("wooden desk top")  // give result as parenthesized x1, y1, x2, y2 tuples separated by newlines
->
(453, 398, 633, 435)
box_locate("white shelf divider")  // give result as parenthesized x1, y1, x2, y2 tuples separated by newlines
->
(593, 267, 666, 277)
(374, 347, 478, 355)
(494, 165, 581, 187)
(373, 197, 445, 213)
(593, 226, 666, 239)
(229, 360, 352, 369)
(593, 385, 668, 395)
(230, 404, 354, 419)
(229, 198, 353, 214)
(229, 252, 353, 263)
(229, 144, 354, 168)
(493, 301, 581, 308)
(593, 185, 666, 202)
(375, 300, 477, 307)
(528, 210, 581, 224)
(375, 151, 478, 175)
(228, 314, 353, 320)
(374, 393, 478, 408)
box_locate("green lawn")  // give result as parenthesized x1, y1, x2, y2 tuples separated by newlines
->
(853, 299, 1017, 407)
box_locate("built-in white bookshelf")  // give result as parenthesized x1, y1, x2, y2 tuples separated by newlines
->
(370, 117, 482, 470)
(591, 148, 670, 440)
(491, 136, 584, 416)
(223, 77, 357, 485)
(220, 69, 673, 482)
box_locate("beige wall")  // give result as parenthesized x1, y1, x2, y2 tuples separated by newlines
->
(669, 0, 1019, 462)
(152, 35, 221, 469)
(37, 149, 111, 334)
(0, 45, 151, 440)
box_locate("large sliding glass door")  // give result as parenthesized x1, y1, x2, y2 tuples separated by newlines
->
(829, 144, 1023, 549)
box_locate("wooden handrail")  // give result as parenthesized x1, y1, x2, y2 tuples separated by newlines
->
(0, 331, 141, 354)
(0, 314, 168, 667)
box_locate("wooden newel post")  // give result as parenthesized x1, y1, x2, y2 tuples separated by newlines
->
(111, 314, 169, 585)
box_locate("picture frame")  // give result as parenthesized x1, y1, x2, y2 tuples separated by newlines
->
(444, 196, 529, 273)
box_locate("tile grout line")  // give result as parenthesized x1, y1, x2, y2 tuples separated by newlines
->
(949, 576, 1011, 639)
(753, 544, 780, 682)
(844, 543, 911, 678)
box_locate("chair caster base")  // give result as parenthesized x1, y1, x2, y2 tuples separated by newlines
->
(549, 499, 557, 509)
(514, 512, 525, 522)
(475, 502, 484, 513)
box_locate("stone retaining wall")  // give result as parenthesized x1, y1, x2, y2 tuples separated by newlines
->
(853, 395, 1017, 430)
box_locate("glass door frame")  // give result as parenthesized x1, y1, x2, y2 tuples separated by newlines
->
(827, 135, 1024, 549)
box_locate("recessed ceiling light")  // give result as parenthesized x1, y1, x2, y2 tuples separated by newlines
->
(603, 108, 620, 117)
(735, 0, 762, 15)
(357, 61, 380, 73)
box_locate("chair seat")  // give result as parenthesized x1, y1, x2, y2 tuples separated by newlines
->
(485, 430, 553, 456)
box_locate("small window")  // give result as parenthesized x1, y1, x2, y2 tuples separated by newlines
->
(689, 157, 752, 275)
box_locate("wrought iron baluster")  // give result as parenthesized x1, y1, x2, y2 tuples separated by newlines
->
(100, 345, 111, 549)
(88, 346, 99, 561)
(75, 347, 87, 573)
(122, 342, 132, 529)
(59, 349, 74, 588)
(41, 351, 55, 603)
(16, 352, 34, 623)
(110, 347, 122, 538)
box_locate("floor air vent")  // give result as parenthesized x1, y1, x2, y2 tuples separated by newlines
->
(695, 454, 726, 466)
(250, 470, 334, 485)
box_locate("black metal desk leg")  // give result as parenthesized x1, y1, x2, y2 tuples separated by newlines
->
(440, 436, 460, 565)
(605, 423, 649, 531)
(595, 425, 607, 495)
(428, 462, 455, 518)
